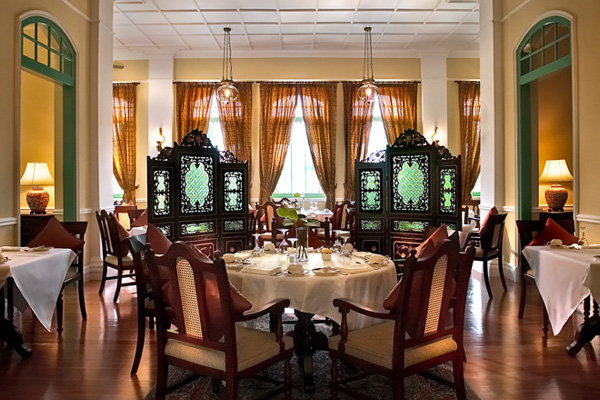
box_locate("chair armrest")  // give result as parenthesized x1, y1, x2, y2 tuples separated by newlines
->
(234, 298, 290, 322)
(333, 298, 394, 320)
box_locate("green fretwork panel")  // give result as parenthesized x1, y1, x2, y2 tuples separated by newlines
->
(439, 168, 456, 214)
(157, 225, 172, 238)
(180, 155, 214, 214)
(153, 170, 171, 217)
(392, 155, 430, 212)
(181, 222, 215, 236)
(223, 171, 244, 212)
(392, 220, 429, 233)
(224, 219, 245, 232)
(360, 219, 382, 231)
(359, 170, 382, 212)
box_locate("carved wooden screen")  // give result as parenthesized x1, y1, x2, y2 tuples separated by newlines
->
(355, 129, 461, 259)
(147, 130, 249, 255)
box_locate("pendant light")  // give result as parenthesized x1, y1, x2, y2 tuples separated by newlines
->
(358, 27, 378, 103)
(217, 27, 238, 104)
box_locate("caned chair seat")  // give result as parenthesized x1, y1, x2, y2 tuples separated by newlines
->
(329, 321, 457, 369)
(106, 254, 134, 267)
(166, 326, 293, 372)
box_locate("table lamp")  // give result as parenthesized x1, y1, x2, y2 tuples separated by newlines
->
(539, 159, 573, 211)
(20, 162, 54, 214)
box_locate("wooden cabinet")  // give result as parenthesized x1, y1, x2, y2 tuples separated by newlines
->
(20, 214, 54, 246)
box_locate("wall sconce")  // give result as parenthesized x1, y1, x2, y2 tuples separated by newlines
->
(156, 127, 165, 151)
(432, 126, 440, 146)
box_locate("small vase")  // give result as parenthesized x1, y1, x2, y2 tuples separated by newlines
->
(296, 226, 309, 262)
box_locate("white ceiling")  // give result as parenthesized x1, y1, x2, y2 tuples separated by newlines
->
(113, 0, 480, 59)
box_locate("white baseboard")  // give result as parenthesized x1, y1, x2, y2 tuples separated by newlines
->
(86, 257, 104, 281)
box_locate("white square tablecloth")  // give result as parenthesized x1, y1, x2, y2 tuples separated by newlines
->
(228, 252, 397, 330)
(522, 246, 600, 335)
(0, 248, 76, 331)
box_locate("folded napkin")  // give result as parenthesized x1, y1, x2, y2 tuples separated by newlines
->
(336, 265, 373, 274)
(234, 252, 252, 261)
(241, 265, 282, 275)
(1, 246, 24, 252)
(353, 251, 372, 260)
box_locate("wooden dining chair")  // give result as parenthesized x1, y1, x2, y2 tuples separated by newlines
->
(127, 209, 146, 226)
(114, 204, 138, 230)
(516, 218, 575, 337)
(95, 210, 136, 302)
(474, 213, 507, 299)
(329, 240, 475, 400)
(255, 201, 283, 245)
(146, 242, 294, 400)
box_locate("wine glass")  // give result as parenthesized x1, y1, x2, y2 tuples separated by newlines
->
(332, 230, 343, 254)
(251, 233, 262, 258)
(288, 237, 298, 249)
(278, 228, 290, 252)
(579, 226, 588, 247)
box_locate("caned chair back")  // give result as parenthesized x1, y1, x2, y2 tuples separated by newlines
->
(479, 213, 507, 252)
(115, 204, 137, 230)
(147, 242, 235, 349)
(255, 201, 282, 233)
(106, 211, 129, 257)
(395, 240, 475, 356)
(96, 210, 113, 259)
(332, 200, 353, 231)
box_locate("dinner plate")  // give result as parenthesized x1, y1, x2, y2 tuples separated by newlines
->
(312, 267, 338, 276)
(283, 270, 309, 277)
(226, 263, 244, 271)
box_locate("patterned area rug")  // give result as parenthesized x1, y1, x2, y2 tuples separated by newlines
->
(145, 316, 479, 400)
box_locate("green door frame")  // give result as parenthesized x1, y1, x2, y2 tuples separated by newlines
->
(20, 16, 76, 221)
(517, 16, 571, 219)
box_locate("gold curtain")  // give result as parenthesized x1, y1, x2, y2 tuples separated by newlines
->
(300, 83, 337, 210)
(259, 82, 298, 204)
(112, 83, 138, 203)
(217, 82, 253, 181)
(343, 82, 374, 200)
(378, 82, 419, 144)
(175, 82, 216, 141)
(458, 81, 481, 204)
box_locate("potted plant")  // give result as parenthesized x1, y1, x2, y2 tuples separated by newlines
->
(277, 204, 320, 262)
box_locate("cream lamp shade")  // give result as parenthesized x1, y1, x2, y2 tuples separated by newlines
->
(539, 159, 573, 183)
(20, 162, 54, 188)
(539, 159, 572, 212)
(20, 162, 53, 214)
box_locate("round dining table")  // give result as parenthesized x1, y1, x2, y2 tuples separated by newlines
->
(228, 251, 397, 392)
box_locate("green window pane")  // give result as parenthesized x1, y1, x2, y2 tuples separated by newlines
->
(62, 41, 72, 58)
(49, 28, 61, 52)
(520, 58, 531, 74)
(37, 23, 49, 45)
(521, 41, 531, 57)
(531, 29, 543, 52)
(557, 37, 570, 59)
(63, 58, 73, 75)
(532, 51, 542, 70)
(543, 23, 555, 45)
(23, 37, 35, 59)
(50, 52, 61, 71)
(556, 23, 569, 39)
(23, 23, 35, 39)
(543, 46, 555, 65)
(36, 44, 48, 65)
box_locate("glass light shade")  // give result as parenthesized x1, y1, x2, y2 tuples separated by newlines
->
(358, 79, 378, 103)
(217, 80, 239, 104)
(20, 162, 54, 187)
(539, 159, 573, 182)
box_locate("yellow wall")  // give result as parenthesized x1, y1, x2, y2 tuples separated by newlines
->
(536, 67, 573, 206)
(500, 0, 600, 248)
(19, 70, 57, 210)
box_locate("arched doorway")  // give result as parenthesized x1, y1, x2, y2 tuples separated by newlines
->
(517, 16, 573, 220)
(19, 15, 76, 221)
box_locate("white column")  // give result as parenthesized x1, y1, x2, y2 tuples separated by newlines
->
(420, 52, 448, 146)
(479, 0, 505, 214)
(148, 57, 175, 158)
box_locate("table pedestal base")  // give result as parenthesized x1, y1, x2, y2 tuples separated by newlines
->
(566, 297, 600, 357)
(0, 281, 32, 359)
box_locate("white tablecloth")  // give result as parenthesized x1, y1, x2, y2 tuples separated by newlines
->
(0, 248, 76, 331)
(129, 226, 148, 237)
(522, 246, 600, 335)
(300, 210, 334, 222)
(228, 252, 397, 330)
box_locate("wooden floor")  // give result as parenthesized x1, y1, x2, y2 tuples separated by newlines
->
(1, 272, 600, 400)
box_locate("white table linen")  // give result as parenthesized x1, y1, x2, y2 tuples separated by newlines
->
(300, 209, 334, 222)
(228, 252, 397, 330)
(129, 226, 147, 237)
(522, 246, 600, 335)
(0, 248, 76, 331)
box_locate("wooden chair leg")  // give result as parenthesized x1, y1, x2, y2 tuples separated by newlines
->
(130, 314, 146, 375)
(148, 316, 155, 330)
(284, 357, 292, 400)
(56, 291, 64, 334)
(393, 375, 405, 400)
(78, 279, 87, 319)
(155, 361, 168, 400)
(453, 356, 467, 400)
(113, 268, 124, 302)
(98, 262, 108, 295)
(498, 252, 507, 291)
(518, 275, 527, 319)
(542, 304, 549, 339)
(482, 259, 493, 299)
(225, 377, 238, 400)
(330, 355, 338, 400)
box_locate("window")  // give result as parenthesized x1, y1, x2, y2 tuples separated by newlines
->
(366, 96, 387, 156)
(206, 94, 225, 150)
(274, 100, 323, 198)
(113, 176, 124, 203)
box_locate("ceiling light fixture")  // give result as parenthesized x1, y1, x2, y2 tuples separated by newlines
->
(358, 27, 378, 103)
(217, 27, 238, 104)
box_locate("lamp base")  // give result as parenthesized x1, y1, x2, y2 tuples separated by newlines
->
(26, 187, 49, 214)
(545, 184, 568, 212)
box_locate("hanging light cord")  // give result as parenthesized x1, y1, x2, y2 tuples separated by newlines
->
(363, 27, 374, 81)
(222, 28, 233, 81)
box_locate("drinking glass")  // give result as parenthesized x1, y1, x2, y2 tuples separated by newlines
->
(252, 233, 262, 256)
(278, 228, 290, 252)
(579, 226, 588, 247)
